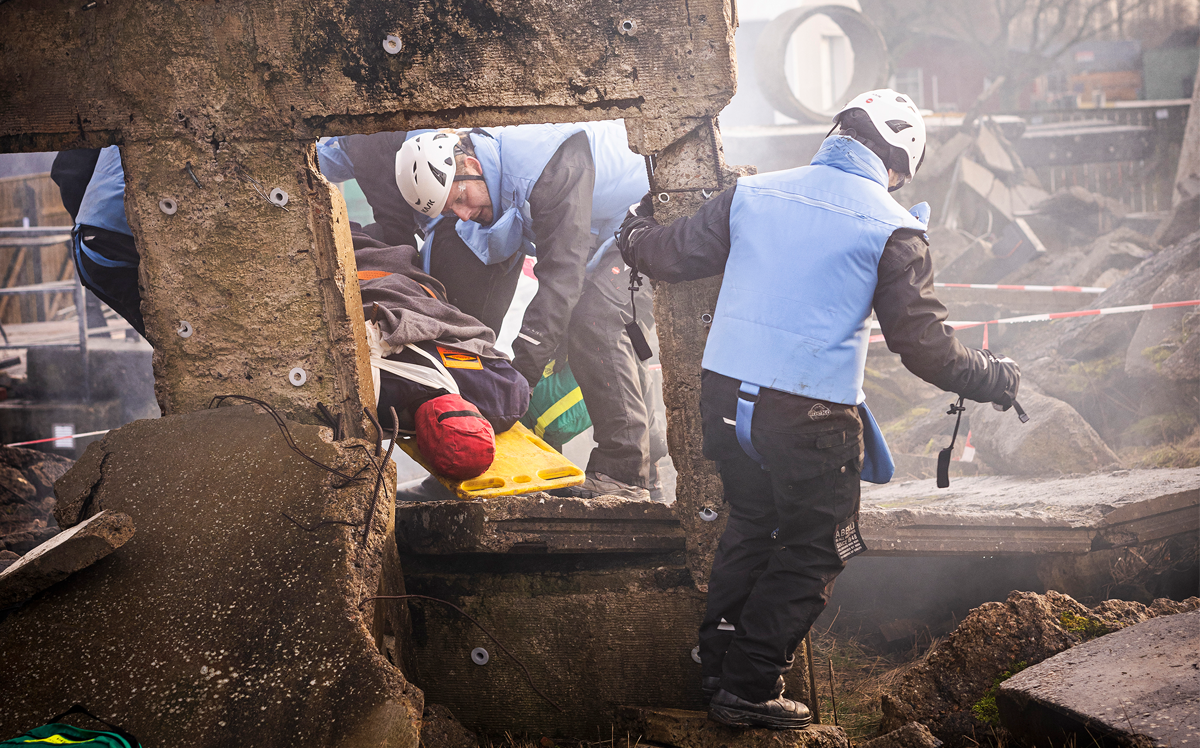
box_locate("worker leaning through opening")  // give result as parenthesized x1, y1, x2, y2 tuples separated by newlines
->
(393, 121, 665, 501)
(615, 90, 1023, 730)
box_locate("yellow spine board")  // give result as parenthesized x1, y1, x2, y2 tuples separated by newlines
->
(398, 421, 584, 500)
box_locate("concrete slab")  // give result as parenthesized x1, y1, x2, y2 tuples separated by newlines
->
(0, 509, 134, 609)
(998, 610, 1200, 748)
(0, 405, 420, 747)
(616, 706, 849, 748)
(859, 468, 1199, 555)
(395, 495, 685, 554)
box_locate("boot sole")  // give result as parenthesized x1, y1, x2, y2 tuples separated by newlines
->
(708, 704, 812, 730)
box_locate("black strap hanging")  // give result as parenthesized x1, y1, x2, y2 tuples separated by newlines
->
(937, 397, 966, 489)
(625, 267, 653, 362)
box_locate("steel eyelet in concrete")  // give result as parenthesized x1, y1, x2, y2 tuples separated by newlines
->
(471, 647, 489, 666)
(268, 188, 289, 207)
(288, 367, 307, 387)
(383, 35, 402, 54)
(158, 198, 178, 215)
(176, 320, 193, 338)
(657, 192, 670, 204)
(755, 5, 889, 123)
(699, 507, 718, 522)
(618, 18, 638, 35)
(691, 646, 702, 664)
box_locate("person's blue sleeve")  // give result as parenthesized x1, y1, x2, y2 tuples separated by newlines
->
(316, 138, 356, 182)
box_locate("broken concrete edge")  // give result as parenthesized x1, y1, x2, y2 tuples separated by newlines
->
(857, 721, 942, 748)
(395, 494, 685, 554)
(876, 590, 1200, 744)
(995, 609, 1199, 748)
(0, 510, 135, 609)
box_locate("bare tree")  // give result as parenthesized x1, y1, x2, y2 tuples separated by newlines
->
(862, 0, 1197, 109)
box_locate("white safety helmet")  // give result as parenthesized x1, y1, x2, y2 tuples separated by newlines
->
(396, 131, 460, 217)
(834, 89, 926, 179)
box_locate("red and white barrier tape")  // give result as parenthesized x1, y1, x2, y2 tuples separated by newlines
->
(5, 429, 110, 448)
(871, 299, 1200, 343)
(934, 282, 1107, 293)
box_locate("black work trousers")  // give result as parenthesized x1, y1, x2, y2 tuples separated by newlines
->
(697, 370, 863, 703)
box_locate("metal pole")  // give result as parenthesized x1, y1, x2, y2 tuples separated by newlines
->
(805, 631, 821, 724)
(72, 260, 90, 403)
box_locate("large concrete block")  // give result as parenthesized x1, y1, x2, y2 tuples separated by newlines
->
(0, 0, 735, 152)
(998, 610, 1200, 748)
(0, 405, 421, 747)
(970, 388, 1119, 476)
(400, 552, 706, 738)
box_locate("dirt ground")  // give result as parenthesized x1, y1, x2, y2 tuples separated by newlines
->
(475, 623, 933, 747)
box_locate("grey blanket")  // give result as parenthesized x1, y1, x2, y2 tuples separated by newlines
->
(353, 231, 506, 360)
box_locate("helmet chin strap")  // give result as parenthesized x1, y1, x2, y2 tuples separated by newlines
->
(453, 174, 485, 182)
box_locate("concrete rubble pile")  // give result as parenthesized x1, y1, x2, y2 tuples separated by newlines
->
(872, 590, 1199, 748)
(0, 445, 73, 557)
(870, 114, 1200, 483)
(0, 406, 421, 747)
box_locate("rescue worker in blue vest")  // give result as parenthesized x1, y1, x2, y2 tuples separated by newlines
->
(396, 121, 665, 500)
(614, 90, 1022, 729)
(52, 146, 145, 336)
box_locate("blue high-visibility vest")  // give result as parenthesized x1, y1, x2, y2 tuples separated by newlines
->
(708, 136, 929, 482)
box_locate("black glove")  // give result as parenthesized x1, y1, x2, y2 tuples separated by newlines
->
(615, 193, 658, 271)
(983, 350, 1021, 411)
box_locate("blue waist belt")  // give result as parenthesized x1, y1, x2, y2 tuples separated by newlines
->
(734, 381, 895, 484)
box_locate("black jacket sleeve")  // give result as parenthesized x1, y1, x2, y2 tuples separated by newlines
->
(625, 186, 736, 282)
(338, 131, 420, 248)
(51, 149, 102, 224)
(873, 229, 1013, 403)
(509, 131, 596, 385)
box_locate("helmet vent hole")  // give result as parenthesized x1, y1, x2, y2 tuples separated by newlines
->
(427, 161, 447, 187)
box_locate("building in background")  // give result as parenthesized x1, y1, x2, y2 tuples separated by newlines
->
(890, 35, 991, 113)
(1032, 40, 1144, 108)
(1142, 26, 1199, 101)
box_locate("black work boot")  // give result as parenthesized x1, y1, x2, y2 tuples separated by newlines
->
(709, 688, 812, 730)
(701, 676, 721, 699)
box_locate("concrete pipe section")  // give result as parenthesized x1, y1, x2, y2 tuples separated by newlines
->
(755, 5, 889, 123)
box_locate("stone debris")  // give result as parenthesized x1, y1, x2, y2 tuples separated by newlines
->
(857, 722, 942, 748)
(998, 610, 1199, 748)
(0, 405, 421, 748)
(0, 509, 134, 609)
(969, 386, 1120, 476)
(877, 590, 1199, 748)
(0, 445, 72, 555)
(419, 704, 479, 748)
(616, 706, 849, 748)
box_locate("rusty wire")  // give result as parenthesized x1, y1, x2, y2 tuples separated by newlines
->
(360, 407, 398, 545)
(208, 394, 365, 483)
(361, 593, 564, 713)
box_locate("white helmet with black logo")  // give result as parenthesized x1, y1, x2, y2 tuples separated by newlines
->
(396, 131, 459, 217)
(834, 89, 926, 178)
